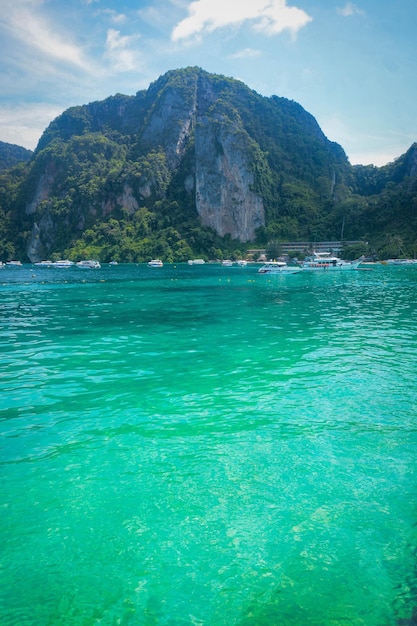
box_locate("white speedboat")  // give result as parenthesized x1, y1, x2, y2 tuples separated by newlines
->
(384, 258, 417, 265)
(76, 260, 101, 269)
(148, 259, 163, 267)
(188, 259, 205, 265)
(258, 261, 301, 274)
(222, 260, 233, 266)
(301, 252, 360, 271)
(51, 259, 74, 268)
(6, 260, 22, 267)
(236, 260, 248, 267)
(34, 260, 54, 267)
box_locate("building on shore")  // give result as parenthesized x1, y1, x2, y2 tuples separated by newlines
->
(248, 241, 364, 260)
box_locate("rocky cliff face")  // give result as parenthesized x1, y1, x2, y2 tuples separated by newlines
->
(195, 116, 264, 239)
(137, 70, 265, 239)
(141, 85, 197, 169)
(26, 161, 58, 215)
(404, 143, 417, 178)
(192, 72, 265, 239)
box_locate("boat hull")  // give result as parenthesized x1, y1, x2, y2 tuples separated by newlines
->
(258, 261, 301, 274)
(258, 268, 301, 274)
(301, 262, 360, 271)
(76, 260, 101, 269)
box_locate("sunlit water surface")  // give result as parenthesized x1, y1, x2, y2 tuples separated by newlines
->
(1, 263, 417, 625)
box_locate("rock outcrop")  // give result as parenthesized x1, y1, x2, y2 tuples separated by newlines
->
(195, 117, 264, 239)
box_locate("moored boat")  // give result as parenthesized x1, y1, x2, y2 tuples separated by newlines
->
(76, 260, 101, 269)
(6, 260, 22, 267)
(383, 258, 417, 266)
(148, 259, 163, 267)
(51, 259, 74, 268)
(258, 261, 301, 274)
(301, 252, 361, 271)
(221, 260, 233, 266)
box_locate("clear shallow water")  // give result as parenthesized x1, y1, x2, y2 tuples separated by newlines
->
(1, 263, 417, 625)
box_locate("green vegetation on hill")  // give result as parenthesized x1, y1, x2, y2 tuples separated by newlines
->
(0, 141, 32, 172)
(0, 67, 416, 262)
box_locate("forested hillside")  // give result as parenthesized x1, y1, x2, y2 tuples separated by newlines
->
(0, 67, 416, 262)
(0, 141, 32, 172)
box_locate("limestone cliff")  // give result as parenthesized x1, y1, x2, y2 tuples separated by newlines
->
(194, 116, 264, 239)
(141, 73, 198, 169)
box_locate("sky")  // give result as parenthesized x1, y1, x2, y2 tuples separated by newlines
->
(0, 0, 416, 167)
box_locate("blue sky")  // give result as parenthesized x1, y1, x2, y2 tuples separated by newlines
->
(0, 0, 415, 166)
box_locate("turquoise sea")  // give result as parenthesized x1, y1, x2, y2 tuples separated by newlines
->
(1, 262, 417, 625)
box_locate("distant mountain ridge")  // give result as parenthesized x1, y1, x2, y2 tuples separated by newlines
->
(0, 141, 32, 171)
(0, 67, 416, 262)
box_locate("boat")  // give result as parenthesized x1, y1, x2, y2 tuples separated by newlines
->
(188, 259, 205, 265)
(34, 260, 54, 267)
(222, 260, 233, 266)
(301, 252, 361, 271)
(148, 259, 163, 267)
(6, 260, 22, 267)
(76, 260, 101, 269)
(109, 260, 118, 266)
(236, 260, 248, 267)
(51, 260, 74, 268)
(258, 261, 301, 274)
(384, 258, 417, 266)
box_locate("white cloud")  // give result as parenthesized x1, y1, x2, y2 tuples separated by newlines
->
(105, 29, 141, 72)
(337, 2, 364, 17)
(101, 9, 127, 25)
(231, 48, 262, 59)
(171, 0, 312, 42)
(1, 0, 90, 70)
(0, 103, 64, 151)
(137, 5, 166, 26)
(349, 150, 398, 167)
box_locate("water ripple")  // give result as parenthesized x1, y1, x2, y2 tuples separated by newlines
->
(1, 264, 417, 625)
